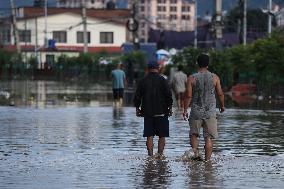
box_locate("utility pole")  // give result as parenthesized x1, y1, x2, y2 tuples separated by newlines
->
(268, 0, 272, 35)
(44, 0, 48, 48)
(81, 0, 88, 53)
(10, 0, 21, 54)
(214, 0, 223, 49)
(243, 0, 247, 45)
(132, 0, 140, 50)
(194, 0, 198, 49)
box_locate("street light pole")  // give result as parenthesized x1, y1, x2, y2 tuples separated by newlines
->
(268, 0, 272, 35)
(44, 0, 48, 47)
(82, 0, 88, 53)
(194, 0, 198, 49)
(243, 0, 247, 45)
(10, 0, 21, 54)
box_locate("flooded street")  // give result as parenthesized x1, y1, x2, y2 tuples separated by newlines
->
(0, 81, 283, 189)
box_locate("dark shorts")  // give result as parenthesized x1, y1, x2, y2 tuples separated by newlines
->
(143, 116, 169, 137)
(113, 88, 124, 100)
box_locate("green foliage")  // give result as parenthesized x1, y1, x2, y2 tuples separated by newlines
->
(250, 37, 284, 95)
(209, 49, 234, 88)
(172, 31, 284, 96)
(0, 49, 14, 66)
(224, 8, 271, 33)
(120, 51, 147, 71)
(171, 47, 202, 75)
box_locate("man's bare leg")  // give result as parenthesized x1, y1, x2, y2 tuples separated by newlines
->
(119, 98, 123, 106)
(190, 134, 200, 158)
(158, 137, 165, 155)
(146, 136, 154, 156)
(204, 137, 213, 161)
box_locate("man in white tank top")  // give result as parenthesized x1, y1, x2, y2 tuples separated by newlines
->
(183, 53, 225, 162)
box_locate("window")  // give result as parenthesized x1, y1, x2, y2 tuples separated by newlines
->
(19, 30, 31, 42)
(170, 6, 177, 12)
(182, 15, 191, 20)
(46, 54, 55, 67)
(91, 0, 95, 3)
(158, 0, 166, 3)
(100, 32, 113, 44)
(182, 6, 191, 12)
(157, 6, 166, 12)
(77, 31, 91, 43)
(158, 14, 166, 19)
(170, 0, 177, 3)
(53, 31, 67, 43)
(1, 29, 11, 43)
(170, 15, 177, 20)
(140, 6, 145, 12)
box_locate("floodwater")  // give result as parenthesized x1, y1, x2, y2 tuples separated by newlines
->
(0, 80, 283, 189)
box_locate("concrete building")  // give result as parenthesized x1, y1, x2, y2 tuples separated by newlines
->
(276, 8, 284, 27)
(128, 0, 195, 42)
(57, 0, 117, 9)
(0, 7, 130, 68)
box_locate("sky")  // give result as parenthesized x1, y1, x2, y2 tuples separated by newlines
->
(0, 0, 283, 17)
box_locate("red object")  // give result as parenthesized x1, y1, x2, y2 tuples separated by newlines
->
(231, 84, 257, 96)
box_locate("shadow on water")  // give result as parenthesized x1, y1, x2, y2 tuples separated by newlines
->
(0, 80, 283, 188)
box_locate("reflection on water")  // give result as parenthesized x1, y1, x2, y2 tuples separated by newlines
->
(0, 80, 135, 108)
(142, 159, 172, 188)
(185, 161, 219, 189)
(0, 80, 283, 109)
(0, 80, 283, 189)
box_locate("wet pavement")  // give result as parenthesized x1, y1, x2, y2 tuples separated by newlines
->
(0, 81, 283, 189)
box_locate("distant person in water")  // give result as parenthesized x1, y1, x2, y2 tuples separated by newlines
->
(171, 65, 187, 110)
(183, 53, 225, 162)
(134, 60, 173, 157)
(111, 63, 127, 106)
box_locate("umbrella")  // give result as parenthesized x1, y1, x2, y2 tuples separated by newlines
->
(156, 49, 170, 57)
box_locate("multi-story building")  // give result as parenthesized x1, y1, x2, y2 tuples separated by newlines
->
(128, 0, 195, 42)
(0, 7, 130, 68)
(57, 0, 117, 9)
(276, 8, 284, 27)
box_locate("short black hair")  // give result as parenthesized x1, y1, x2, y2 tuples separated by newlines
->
(197, 53, 209, 68)
(177, 64, 183, 71)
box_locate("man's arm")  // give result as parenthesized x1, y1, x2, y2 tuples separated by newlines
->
(163, 79, 173, 116)
(214, 75, 225, 113)
(183, 75, 194, 120)
(123, 72, 128, 88)
(133, 81, 142, 117)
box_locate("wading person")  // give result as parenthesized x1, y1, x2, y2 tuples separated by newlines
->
(111, 63, 127, 106)
(134, 60, 173, 157)
(183, 53, 225, 161)
(171, 65, 187, 110)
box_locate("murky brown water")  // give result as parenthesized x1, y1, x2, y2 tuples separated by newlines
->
(0, 81, 283, 189)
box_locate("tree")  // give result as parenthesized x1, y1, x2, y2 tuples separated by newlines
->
(224, 8, 273, 33)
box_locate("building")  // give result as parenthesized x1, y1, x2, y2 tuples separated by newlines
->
(0, 7, 130, 68)
(57, 0, 117, 9)
(276, 8, 284, 27)
(128, 0, 195, 42)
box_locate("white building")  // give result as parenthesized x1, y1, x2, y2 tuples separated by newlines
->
(57, 0, 117, 9)
(128, 0, 195, 42)
(0, 7, 130, 68)
(276, 8, 284, 27)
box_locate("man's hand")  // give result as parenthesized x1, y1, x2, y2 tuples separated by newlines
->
(183, 109, 189, 121)
(136, 108, 142, 117)
(167, 107, 173, 117)
(219, 106, 225, 113)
